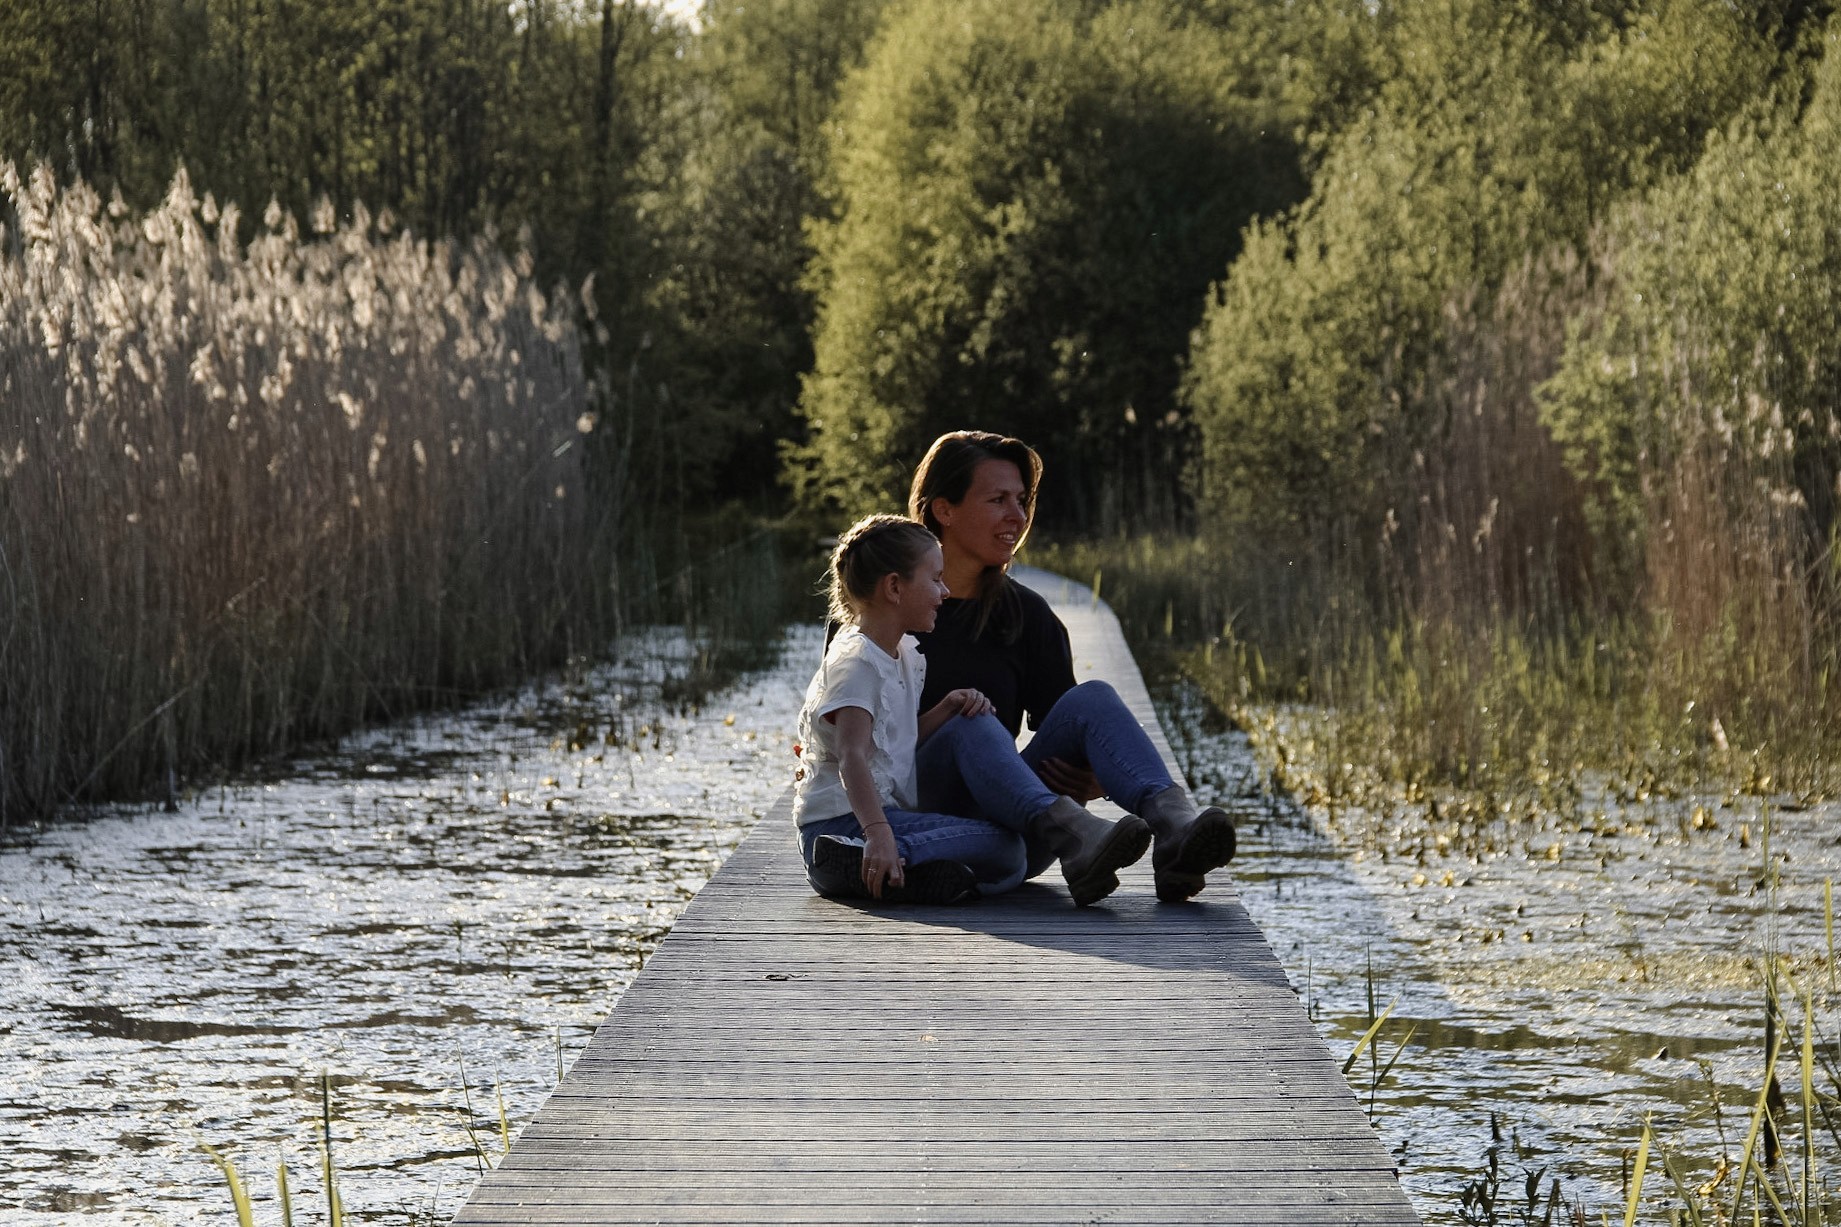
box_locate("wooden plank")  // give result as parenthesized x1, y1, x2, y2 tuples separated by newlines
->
(452, 565, 1418, 1227)
(456, 1209, 1415, 1227)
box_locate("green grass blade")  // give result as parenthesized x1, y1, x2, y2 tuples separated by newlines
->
(460, 1055, 494, 1171)
(1746, 1146, 1794, 1226)
(277, 1151, 294, 1227)
(1801, 991, 1815, 1226)
(1730, 1034, 1784, 1224)
(497, 1076, 513, 1155)
(1660, 1149, 1704, 1227)
(1825, 878, 1835, 994)
(1623, 1114, 1652, 1227)
(1341, 998, 1398, 1076)
(197, 1142, 254, 1227)
(320, 1072, 344, 1227)
(1375, 1022, 1420, 1089)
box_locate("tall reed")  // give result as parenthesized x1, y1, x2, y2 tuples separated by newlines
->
(0, 164, 623, 823)
(1036, 236, 1841, 804)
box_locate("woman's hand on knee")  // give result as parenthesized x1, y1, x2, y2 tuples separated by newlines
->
(1035, 756, 1102, 803)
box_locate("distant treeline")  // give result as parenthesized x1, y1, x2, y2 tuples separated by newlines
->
(1, 0, 872, 517)
(11, 0, 1838, 535)
(8, 0, 1841, 812)
(1, 0, 1320, 530)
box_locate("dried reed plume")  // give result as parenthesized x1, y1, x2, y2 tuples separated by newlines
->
(0, 164, 623, 823)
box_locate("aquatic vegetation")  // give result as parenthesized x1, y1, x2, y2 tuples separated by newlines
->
(1156, 669, 1841, 1223)
(0, 164, 618, 825)
(1612, 978, 1841, 1225)
(318, 1073, 346, 1227)
(1345, 957, 1418, 1119)
(1, 625, 815, 1223)
(1456, 1116, 1571, 1227)
(198, 1074, 347, 1227)
(196, 1141, 255, 1227)
(458, 1057, 515, 1176)
(1032, 533, 1840, 843)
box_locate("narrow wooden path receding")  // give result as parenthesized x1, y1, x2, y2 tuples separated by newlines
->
(453, 566, 1419, 1226)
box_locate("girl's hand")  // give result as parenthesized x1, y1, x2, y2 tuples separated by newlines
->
(916, 690, 989, 746)
(861, 822, 905, 899)
(948, 688, 992, 718)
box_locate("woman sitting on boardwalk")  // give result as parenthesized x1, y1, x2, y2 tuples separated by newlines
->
(794, 516, 1153, 906)
(908, 430, 1238, 903)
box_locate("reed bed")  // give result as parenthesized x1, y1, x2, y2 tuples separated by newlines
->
(1036, 526, 1838, 838)
(0, 164, 622, 824)
(1034, 237, 1841, 817)
(1044, 246, 1841, 1220)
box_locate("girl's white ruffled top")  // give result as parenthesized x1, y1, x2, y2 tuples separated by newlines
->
(792, 625, 923, 826)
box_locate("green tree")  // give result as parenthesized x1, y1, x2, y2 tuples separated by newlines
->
(700, 0, 889, 172)
(1184, 0, 1775, 542)
(0, 0, 686, 274)
(1163, 0, 1388, 156)
(637, 0, 892, 505)
(793, 0, 1304, 531)
(1541, 15, 1841, 586)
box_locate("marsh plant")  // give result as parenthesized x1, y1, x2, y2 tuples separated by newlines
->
(1610, 969, 1841, 1226)
(1032, 210, 1841, 822)
(0, 164, 623, 825)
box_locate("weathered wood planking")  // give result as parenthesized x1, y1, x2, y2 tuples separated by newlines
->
(454, 565, 1418, 1226)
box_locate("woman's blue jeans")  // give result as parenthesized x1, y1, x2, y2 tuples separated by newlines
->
(920, 680, 1175, 880)
(797, 681, 1175, 896)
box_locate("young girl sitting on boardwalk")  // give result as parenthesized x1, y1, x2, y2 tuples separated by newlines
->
(794, 515, 1152, 905)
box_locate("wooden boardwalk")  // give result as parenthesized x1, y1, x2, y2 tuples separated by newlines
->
(454, 567, 1419, 1226)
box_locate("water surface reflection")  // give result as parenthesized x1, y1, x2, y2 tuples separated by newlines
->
(1161, 678, 1841, 1222)
(11, 633, 1829, 1224)
(2, 626, 820, 1225)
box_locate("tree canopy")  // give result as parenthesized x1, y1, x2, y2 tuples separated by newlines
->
(790, 0, 1307, 531)
(1182, 0, 1778, 542)
(7, 0, 1841, 561)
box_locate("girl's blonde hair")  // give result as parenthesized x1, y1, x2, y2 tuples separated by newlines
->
(828, 515, 939, 624)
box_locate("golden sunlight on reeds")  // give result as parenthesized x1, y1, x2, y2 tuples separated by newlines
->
(0, 164, 621, 823)
(1033, 243, 1841, 807)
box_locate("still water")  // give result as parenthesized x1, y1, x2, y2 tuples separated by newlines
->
(2, 627, 821, 1225)
(6, 626, 1837, 1224)
(1159, 678, 1841, 1222)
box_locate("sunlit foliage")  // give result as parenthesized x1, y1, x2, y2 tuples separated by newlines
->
(793, 0, 1306, 531)
(1185, 0, 1776, 542)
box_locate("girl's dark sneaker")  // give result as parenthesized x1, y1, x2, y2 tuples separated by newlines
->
(807, 834, 979, 905)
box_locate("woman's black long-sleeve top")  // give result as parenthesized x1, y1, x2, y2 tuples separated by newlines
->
(913, 579, 1077, 739)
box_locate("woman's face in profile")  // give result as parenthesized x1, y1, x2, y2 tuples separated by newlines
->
(936, 458, 1028, 571)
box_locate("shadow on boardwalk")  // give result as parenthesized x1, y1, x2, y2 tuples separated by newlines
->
(817, 884, 1294, 984)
